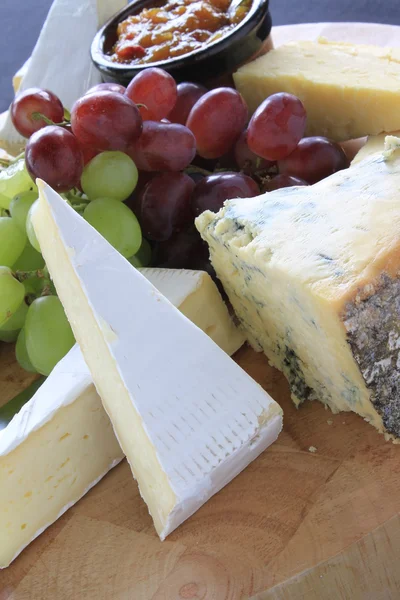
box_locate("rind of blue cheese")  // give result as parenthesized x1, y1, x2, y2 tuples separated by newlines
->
(196, 144, 400, 440)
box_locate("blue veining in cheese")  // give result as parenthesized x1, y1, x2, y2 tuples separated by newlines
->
(196, 143, 400, 440)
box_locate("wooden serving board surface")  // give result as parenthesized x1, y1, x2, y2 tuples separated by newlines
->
(1, 339, 400, 600)
(3, 20, 400, 600)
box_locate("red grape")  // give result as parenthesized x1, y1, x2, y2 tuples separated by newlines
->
(234, 130, 274, 174)
(191, 172, 259, 216)
(25, 126, 84, 192)
(152, 227, 205, 269)
(186, 88, 248, 159)
(85, 82, 126, 95)
(247, 93, 307, 161)
(62, 123, 99, 165)
(125, 171, 156, 214)
(71, 91, 142, 152)
(186, 170, 206, 185)
(167, 82, 207, 125)
(79, 143, 100, 166)
(128, 121, 196, 172)
(262, 174, 308, 192)
(138, 173, 195, 241)
(278, 137, 350, 184)
(11, 88, 64, 138)
(125, 68, 177, 121)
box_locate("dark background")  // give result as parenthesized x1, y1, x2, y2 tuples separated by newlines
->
(1, 0, 399, 111)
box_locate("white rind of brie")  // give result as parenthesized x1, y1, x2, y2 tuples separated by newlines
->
(0, 267, 243, 569)
(0, 0, 127, 152)
(32, 181, 283, 541)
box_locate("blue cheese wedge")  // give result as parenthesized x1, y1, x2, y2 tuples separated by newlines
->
(31, 181, 282, 541)
(0, 268, 243, 569)
(352, 131, 400, 165)
(197, 139, 400, 440)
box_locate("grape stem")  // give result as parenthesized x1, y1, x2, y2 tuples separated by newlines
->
(72, 202, 90, 214)
(31, 112, 70, 127)
(64, 190, 88, 204)
(61, 189, 90, 214)
(15, 268, 53, 303)
(0, 152, 25, 168)
(184, 165, 212, 177)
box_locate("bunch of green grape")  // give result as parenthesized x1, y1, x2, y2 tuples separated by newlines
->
(0, 152, 150, 376)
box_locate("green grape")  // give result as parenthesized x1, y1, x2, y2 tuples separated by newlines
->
(0, 159, 37, 209)
(16, 328, 37, 373)
(26, 200, 41, 252)
(0, 217, 26, 267)
(1, 299, 28, 330)
(0, 266, 25, 327)
(0, 329, 19, 342)
(0, 193, 9, 208)
(81, 151, 138, 202)
(12, 241, 45, 271)
(0, 301, 28, 342)
(128, 238, 152, 268)
(9, 191, 38, 231)
(84, 198, 142, 258)
(25, 295, 75, 376)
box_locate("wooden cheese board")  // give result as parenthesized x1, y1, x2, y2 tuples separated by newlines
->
(3, 340, 400, 600)
(2, 22, 400, 600)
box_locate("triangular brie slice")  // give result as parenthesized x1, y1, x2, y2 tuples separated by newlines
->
(32, 181, 283, 539)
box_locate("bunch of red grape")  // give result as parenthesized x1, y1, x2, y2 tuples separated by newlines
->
(1, 67, 351, 374)
(9, 67, 350, 274)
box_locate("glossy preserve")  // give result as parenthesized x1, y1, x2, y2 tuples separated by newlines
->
(112, 0, 252, 64)
(91, 0, 271, 84)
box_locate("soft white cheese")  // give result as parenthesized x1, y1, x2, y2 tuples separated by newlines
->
(0, 267, 243, 568)
(32, 181, 283, 541)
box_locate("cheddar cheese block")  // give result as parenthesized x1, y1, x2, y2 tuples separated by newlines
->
(234, 40, 400, 142)
(197, 140, 400, 440)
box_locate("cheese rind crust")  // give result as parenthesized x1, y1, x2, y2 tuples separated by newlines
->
(343, 275, 400, 438)
(196, 147, 400, 439)
(234, 40, 400, 141)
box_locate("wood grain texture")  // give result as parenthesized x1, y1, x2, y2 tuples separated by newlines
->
(1, 342, 399, 599)
(255, 515, 400, 600)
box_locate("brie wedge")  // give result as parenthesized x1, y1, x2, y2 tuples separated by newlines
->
(0, 267, 243, 569)
(0, 0, 127, 153)
(32, 181, 283, 540)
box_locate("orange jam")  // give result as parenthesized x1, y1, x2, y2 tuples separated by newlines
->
(112, 0, 252, 64)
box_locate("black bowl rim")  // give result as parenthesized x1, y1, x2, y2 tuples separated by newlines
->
(91, 0, 270, 73)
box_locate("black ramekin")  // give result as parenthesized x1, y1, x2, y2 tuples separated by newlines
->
(90, 0, 272, 86)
